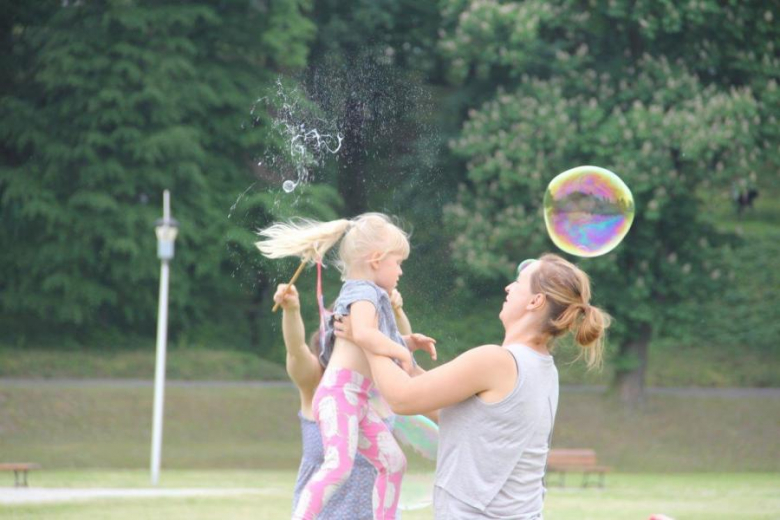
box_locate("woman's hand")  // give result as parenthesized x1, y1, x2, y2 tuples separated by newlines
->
(273, 283, 300, 312)
(405, 333, 437, 361)
(333, 313, 353, 341)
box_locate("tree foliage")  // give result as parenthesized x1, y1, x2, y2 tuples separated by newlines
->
(0, 0, 331, 345)
(0, 0, 776, 382)
(439, 0, 775, 398)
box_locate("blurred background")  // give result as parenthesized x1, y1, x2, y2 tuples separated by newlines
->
(1, 0, 778, 518)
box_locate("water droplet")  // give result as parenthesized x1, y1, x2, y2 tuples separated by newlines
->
(283, 180, 296, 193)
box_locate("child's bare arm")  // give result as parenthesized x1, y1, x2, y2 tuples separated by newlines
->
(349, 301, 413, 370)
(391, 289, 412, 336)
(274, 284, 320, 389)
(390, 290, 437, 360)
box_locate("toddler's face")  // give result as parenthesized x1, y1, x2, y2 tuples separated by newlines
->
(373, 252, 405, 293)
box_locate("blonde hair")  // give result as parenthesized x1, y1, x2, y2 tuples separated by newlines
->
(256, 213, 410, 280)
(530, 254, 611, 369)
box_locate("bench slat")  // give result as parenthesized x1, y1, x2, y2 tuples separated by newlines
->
(548, 465, 611, 472)
(548, 454, 598, 466)
(0, 463, 41, 471)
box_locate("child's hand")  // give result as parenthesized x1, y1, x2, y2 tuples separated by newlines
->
(390, 289, 404, 312)
(273, 283, 300, 312)
(405, 333, 437, 361)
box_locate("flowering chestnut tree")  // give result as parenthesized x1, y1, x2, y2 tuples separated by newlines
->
(440, 0, 774, 402)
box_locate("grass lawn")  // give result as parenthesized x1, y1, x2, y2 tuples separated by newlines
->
(4, 340, 780, 388)
(2, 381, 779, 518)
(3, 382, 778, 472)
(0, 349, 289, 381)
(1, 471, 778, 519)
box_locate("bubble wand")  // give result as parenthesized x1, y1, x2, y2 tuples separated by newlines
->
(271, 242, 323, 313)
(272, 260, 307, 313)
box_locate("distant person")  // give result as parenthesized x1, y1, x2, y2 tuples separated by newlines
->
(274, 282, 417, 519)
(337, 254, 610, 519)
(732, 179, 759, 215)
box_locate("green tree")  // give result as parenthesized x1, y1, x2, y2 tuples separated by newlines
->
(302, 0, 443, 216)
(0, 0, 331, 352)
(439, 0, 774, 402)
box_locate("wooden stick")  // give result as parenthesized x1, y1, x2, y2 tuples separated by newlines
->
(272, 260, 307, 313)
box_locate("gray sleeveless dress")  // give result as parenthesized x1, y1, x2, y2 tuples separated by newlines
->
(434, 344, 559, 519)
(294, 412, 395, 519)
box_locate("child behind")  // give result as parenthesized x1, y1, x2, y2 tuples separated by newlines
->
(257, 213, 415, 520)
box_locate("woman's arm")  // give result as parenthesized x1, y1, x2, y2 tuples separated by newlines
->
(274, 284, 321, 391)
(364, 345, 513, 415)
(408, 364, 439, 423)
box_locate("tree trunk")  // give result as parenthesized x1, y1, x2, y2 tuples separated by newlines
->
(613, 323, 652, 405)
(247, 279, 270, 354)
(338, 94, 368, 216)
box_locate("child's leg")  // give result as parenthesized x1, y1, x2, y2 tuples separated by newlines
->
(357, 405, 407, 520)
(292, 368, 369, 520)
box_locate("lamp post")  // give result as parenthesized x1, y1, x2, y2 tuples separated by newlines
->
(151, 190, 179, 486)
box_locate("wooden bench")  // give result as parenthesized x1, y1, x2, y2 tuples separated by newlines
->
(546, 449, 610, 488)
(0, 463, 41, 487)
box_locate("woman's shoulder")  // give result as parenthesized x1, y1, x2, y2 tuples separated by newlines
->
(467, 344, 510, 357)
(457, 344, 515, 368)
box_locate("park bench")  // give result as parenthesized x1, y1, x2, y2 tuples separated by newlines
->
(0, 463, 41, 487)
(546, 449, 610, 488)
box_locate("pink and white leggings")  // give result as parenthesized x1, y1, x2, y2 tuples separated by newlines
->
(292, 367, 406, 520)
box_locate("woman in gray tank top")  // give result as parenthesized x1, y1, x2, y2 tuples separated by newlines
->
(273, 283, 413, 519)
(335, 254, 611, 519)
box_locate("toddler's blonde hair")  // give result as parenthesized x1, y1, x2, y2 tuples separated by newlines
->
(256, 213, 409, 280)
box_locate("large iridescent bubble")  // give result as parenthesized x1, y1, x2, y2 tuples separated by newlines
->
(543, 166, 635, 257)
(398, 472, 435, 512)
(393, 414, 438, 461)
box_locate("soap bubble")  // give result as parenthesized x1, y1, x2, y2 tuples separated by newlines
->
(543, 165, 635, 257)
(398, 472, 435, 512)
(393, 414, 438, 461)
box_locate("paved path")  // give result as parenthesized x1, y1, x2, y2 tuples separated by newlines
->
(0, 378, 294, 388)
(0, 487, 275, 505)
(2, 379, 779, 398)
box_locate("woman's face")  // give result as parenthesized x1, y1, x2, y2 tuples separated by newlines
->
(499, 259, 541, 326)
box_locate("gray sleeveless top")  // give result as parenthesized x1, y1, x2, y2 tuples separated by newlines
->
(319, 279, 409, 368)
(292, 413, 378, 519)
(434, 344, 559, 519)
